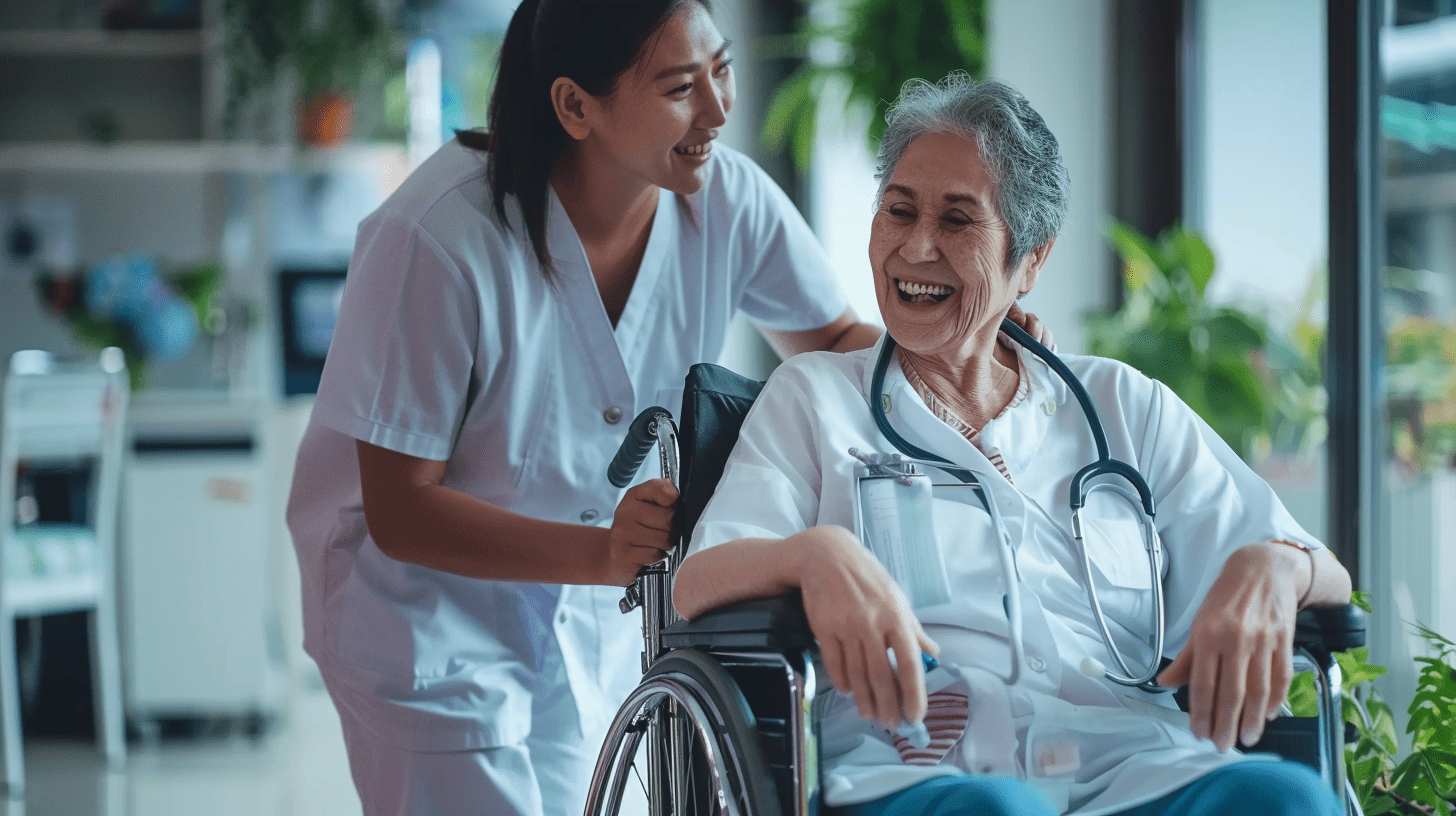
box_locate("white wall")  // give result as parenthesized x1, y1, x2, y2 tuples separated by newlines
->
(1194, 0, 1328, 322)
(808, 0, 1114, 355)
(988, 0, 1113, 354)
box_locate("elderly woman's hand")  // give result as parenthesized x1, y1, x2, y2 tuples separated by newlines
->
(794, 525, 940, 730)
(1156, 540, 1312, 751)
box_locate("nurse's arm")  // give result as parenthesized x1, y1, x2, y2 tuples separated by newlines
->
(757, 304, 1054, 357)
(674, 525, 937, 729)
(356, 440, 674, 586)
(758, 307, 881, 356)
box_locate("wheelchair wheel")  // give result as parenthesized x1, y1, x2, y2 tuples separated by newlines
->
(585, 649, 783, 816)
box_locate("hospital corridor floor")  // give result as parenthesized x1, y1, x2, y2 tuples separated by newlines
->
(5, 675, 358, 816)
(6, 676, 656, 816)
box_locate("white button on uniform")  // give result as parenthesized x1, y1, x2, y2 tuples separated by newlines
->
(1027, 653, 1047, 673)
(1042, 398, 1056, 416)
(604, 406, 623, 424)
(580, 509, 599, 523)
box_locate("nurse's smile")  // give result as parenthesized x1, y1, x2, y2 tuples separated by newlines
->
(673, 134, 716, 160)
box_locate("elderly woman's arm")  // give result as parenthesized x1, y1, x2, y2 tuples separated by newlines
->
(1157, 540, 1353, 753)
(675, 525, 938, 730)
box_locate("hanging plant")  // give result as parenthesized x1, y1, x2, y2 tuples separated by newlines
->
(761, 0, 987, 173)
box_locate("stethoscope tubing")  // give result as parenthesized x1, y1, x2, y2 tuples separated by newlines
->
(870, 317, 1167, 693)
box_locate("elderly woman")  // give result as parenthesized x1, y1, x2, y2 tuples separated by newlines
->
(672, 74, 1351, 816)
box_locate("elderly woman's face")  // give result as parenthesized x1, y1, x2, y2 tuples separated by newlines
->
(869, 130, 1048, 361)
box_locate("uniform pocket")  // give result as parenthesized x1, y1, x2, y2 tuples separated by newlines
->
(1077, 487, 1156, 591)
(322, 505, 368, 605)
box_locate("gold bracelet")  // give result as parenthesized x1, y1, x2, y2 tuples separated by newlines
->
(1271, 538, 1317, 608)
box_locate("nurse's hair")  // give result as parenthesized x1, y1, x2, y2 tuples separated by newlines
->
(458, 0, 711, 280)
(874, 73, 1069, 269)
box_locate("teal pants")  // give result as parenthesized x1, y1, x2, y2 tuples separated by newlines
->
(830, 760, 1341, 816)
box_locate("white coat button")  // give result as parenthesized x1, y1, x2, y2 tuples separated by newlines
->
(580, 509, 599, 523)
(1042, 399, 1056, 416)
(604, 406, 623, 424)
(558, 611, 568, 624)
(1027, 653, 1047, 673)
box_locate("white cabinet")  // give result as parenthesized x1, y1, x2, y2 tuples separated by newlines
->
(120, 398, 283, 726)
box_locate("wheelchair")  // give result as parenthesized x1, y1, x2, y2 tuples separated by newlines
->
(586, 362, 1369, 816)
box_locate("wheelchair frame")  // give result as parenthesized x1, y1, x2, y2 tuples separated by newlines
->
(586, 363, 1367, 816)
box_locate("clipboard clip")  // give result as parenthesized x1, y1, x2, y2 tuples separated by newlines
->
(848, 447, 917, 485)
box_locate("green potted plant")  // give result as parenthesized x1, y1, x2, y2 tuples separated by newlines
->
(1083, 221, 1272, 461)
(223, 0, 396, 144)
(1288, 593, 1456, 815)
(761, 0, 987, 172)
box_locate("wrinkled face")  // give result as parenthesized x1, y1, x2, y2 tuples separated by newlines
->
(587, 3, 735, 196)
(869, 130, 1047, 363)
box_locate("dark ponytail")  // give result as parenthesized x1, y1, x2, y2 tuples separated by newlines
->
(458, 0, 710, 280)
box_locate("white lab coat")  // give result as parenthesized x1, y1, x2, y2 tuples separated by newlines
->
(690, 335, 1323, 815)
(285, 138, 847, 765)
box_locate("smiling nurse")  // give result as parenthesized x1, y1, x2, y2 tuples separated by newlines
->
(285, 3, 1045, 816)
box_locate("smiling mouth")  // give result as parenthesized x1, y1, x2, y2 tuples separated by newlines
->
(896, 278, 954, 303)
(674, 141, 713, 156)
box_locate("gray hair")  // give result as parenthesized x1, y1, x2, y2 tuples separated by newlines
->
(875, 73, 1070, 267)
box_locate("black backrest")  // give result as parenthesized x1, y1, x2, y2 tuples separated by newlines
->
(676, 363, 764, 542)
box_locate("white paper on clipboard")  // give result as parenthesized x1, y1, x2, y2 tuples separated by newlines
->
(854, 470, 952, 609)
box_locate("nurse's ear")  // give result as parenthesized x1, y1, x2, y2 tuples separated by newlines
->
(551, 77, 598, 141)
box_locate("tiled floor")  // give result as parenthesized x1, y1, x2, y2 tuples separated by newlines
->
(7, 675, 359, 816)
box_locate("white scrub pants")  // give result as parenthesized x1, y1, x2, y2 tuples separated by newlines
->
(329, 653, 604, 816)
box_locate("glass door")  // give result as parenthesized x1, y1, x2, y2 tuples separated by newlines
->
(1373, 0, 1456, 736)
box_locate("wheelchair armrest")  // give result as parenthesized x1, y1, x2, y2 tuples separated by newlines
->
(1294, 603, 1366, 654)
(660, 594, 816, 653)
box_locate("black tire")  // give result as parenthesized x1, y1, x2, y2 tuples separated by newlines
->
(586, 649, 783, 816)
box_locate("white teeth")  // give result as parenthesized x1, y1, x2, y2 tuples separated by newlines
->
(896, 280, 953, 296)
(675, 142, 711, 155)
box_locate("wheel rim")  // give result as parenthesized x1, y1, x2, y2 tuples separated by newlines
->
(585, 672, 757, 816)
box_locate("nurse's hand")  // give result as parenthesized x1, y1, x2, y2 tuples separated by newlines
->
(1156, 541, 1309, 751)
(605, 478, 679, 586)
(1006, 303, 1055, 350)
(795, 525, 939, 730)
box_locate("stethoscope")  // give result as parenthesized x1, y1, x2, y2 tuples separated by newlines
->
(867, 317, 1168, 693)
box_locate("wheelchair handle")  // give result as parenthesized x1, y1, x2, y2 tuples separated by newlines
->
(608, 407, 674, 487)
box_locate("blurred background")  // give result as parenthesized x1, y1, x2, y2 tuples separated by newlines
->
(0, 0, 1452, 813)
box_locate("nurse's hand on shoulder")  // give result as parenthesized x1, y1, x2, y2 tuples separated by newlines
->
(1006, 303, 1055, 350)
(1156, 541, 1305, 752)
(793, 525, 938, 730)
(605, 478, 679, 586)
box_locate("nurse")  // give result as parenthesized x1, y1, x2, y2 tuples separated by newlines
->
(674, 74, 1353, 816)
(286, 2, 1051, 815)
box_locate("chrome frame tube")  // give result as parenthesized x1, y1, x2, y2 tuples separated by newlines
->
(1294, 647, 1349, 814)
(714, 650, 819, 816)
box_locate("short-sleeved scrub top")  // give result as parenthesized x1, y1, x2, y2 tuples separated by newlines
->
(689, 337, 1325, 815)
(286, 138, 847, 752)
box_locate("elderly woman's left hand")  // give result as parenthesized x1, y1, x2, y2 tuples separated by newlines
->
(1156, 541, 1310, 751)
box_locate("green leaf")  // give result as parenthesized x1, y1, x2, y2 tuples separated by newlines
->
(1169, 227, 1217, 296)
(1205, 309, 1268, 353)
(761, 67, 824, 174)
(1107, 219, 1163, 293)
(940, 0, 986, 67)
